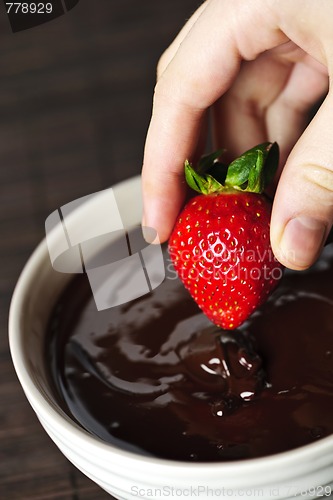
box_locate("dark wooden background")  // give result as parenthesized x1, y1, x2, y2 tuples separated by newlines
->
(0, 1, 199, 498)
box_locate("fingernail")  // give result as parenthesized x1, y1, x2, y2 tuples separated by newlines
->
(279, 216, 326, 269)
(142, 226, 159, 244)
(142, 212, 161, 244)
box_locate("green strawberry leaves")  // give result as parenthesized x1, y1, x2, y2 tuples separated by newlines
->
(185, 160, 223, 194)
(225, 142, 278, 192)
(185, 142, 279, 195)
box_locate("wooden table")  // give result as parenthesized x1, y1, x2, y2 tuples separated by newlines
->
(0, 1, 198, 498)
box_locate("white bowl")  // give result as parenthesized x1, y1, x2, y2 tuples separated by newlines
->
(9, 176, 333, 499)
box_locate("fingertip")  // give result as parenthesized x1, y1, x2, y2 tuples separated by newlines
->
(141, 205, 173, 244)
(272, 216, 327, 270)
(141, 176, 185, 245)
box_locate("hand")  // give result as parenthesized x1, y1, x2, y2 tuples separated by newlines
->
(141, 0, 332, 270)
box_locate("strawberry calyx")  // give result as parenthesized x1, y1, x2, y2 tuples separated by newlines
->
(185, 142, 279, 195)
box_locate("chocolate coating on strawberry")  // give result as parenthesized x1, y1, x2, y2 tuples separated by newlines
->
(169, 143, 283, 330)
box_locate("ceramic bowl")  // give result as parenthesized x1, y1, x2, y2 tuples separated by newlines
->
(9, 176, 333, 500)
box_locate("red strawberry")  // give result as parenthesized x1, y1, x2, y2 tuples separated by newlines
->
(168, 143, 283, 330)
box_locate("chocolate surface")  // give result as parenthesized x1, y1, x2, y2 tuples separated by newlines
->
(46, 244, 333, 462)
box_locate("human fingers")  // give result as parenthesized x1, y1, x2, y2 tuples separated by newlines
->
(142, 0, 286, 242)
(156, 1, 211, 174)
(213, 44, 328, 168)
(270, 92, 333, 270)
(141, 1, 212, 242)
(212, 50, 294, 161)
(266, 55, 328, 171)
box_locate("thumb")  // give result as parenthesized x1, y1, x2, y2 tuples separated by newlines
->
(271, 93, 333, 270)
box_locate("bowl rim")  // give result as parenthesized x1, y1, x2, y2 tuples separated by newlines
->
(8, 175, 333, 481)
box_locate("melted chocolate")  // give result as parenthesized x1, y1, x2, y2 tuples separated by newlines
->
(46, 245, 333, 462)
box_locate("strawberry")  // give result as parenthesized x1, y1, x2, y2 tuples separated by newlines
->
(168, 142, 283, 330)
